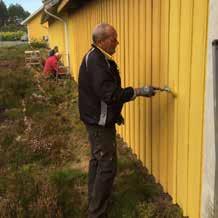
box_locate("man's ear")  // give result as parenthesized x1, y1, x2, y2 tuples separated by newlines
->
(97, 40, 104, 46)
(96, 41, 101, 46)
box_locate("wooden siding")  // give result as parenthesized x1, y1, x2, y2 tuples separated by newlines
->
(48, 17, 66, 65)
(27, 12, 48, 41)
(66, 0, 209, 217)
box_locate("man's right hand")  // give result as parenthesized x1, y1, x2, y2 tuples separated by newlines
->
(135, 86, 156, 97)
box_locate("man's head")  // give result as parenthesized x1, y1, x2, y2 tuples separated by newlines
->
(92, 23, 119, 55)
(55, 52, 62, 60)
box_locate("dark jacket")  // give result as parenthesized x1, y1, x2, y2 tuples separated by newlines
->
(78, 45, 134, 127)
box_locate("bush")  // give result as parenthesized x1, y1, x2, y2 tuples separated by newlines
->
(136, 201, 184, 218)
(0, 169, 60, 218)
(30, 39, 48, 49)
(49, 169, 87, 217)
(0, 31, 25, 41)
(0, 69, 36, 109)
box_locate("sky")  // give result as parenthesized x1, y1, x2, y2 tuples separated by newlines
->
(3, 0, 43, 13)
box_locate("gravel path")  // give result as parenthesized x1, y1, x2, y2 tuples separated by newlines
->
(0, 41, 28, 47)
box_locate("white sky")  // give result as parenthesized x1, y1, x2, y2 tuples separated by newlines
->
(3, 0, 42, 13)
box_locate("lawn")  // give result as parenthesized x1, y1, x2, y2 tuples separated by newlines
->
(0, 45, 184, 218)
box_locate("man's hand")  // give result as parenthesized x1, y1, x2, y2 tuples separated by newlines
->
(135, 86, 156, 97)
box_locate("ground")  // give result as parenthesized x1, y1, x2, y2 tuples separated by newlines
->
(0, 45, 185, 218)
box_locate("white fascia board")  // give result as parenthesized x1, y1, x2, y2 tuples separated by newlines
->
(21, 6, 44, 25)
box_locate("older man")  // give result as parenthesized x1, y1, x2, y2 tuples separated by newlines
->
(78, 23, 155, 218)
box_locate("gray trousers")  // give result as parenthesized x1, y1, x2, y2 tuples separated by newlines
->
(86, 124, 117, 218)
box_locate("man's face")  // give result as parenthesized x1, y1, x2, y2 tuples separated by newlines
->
(99, 27, 119, 55)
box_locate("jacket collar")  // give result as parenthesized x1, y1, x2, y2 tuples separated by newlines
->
(92, 44, 114, 61)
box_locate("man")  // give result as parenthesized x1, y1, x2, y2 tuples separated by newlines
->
(43, 52, 62, 77)
(78, 23, 156, 218)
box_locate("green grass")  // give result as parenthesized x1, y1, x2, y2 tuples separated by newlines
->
(107, 144, 183, 218)
(0, 45, 184, 218)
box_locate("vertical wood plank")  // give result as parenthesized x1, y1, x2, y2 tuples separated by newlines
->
(187, 0, 208, 216)
(145, 0, 152, 173)
(129, 0, 135, 152)
(134, 0, 140, 157)
(124, 0, 131, 146)
(167, 0, 181, 201)
(152, 0, 161, 181)
(159, 0, 169, 191)
(139, 0, 146, 165)
(176, 0, 194, 214)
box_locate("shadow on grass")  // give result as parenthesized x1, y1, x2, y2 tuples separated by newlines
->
(108, 140, 184, 218)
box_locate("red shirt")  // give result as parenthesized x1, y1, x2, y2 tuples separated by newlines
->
(43, 55, 58, 75)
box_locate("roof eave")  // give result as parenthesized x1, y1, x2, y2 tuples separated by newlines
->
(57, 0, 70, 13)
(21, 6, 44, 25)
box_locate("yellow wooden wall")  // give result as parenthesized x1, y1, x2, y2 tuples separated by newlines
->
(67, 0, 209, 217)
(48, 17, 67, 65)
(27, 12, 48, 41)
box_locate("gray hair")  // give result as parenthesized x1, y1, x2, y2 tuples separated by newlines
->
(92, 23, 112, 44)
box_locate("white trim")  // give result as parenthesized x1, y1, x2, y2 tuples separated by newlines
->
(21, 6, 44, 25)
(98, 101, 107, 126)
(85, 48, 95, 71)
(27, 25, 30, 43)
(201, 0, 218, 217)
(44, 8, 70, 70)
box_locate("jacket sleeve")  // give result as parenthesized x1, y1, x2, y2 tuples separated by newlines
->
(88, 55, 134, 105)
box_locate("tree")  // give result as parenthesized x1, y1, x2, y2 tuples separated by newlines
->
(8, 3, 30, 23)
(0, 0, 8, 26)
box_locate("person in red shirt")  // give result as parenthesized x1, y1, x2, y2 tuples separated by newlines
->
(43, 52, 62, 77)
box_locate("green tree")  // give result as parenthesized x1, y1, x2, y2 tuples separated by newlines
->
(0, 0, 8, 27)
(8, 3, 30, 23)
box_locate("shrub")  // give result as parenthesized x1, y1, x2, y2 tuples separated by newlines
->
(0, 31, 25, 41)
(136, 201, 184, 218)
(30, 39, 48, 49)
(0, 169, 60, 218)
(49, 169, 87, 217)
(0, 69, 35, 109)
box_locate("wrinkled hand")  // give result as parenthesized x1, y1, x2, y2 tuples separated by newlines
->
(135, 86, 156, 97)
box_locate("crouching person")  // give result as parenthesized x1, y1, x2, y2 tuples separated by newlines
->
(43, 52, 62, 78)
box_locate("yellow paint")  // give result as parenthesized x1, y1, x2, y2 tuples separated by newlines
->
(48, 16, 66, 65)
(129, 0, 135, 152)
(27, 11, 48, 42)
(138, 0, 146, 165)
(167, 0, 180, 203)
(159, 0, 169, 192)
(134, 0, 140, 158)
(176, 0, 193, 213)
(187, 0, 208, 217)
(145, 0, 152, 173)
(48, 0, 209, 217)
(152, 0, 161, 182)
(123, 0, 131, 147)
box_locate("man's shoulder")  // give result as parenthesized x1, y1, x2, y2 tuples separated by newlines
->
(87, 47, 105, 60)
(80, 47, 106, 71)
